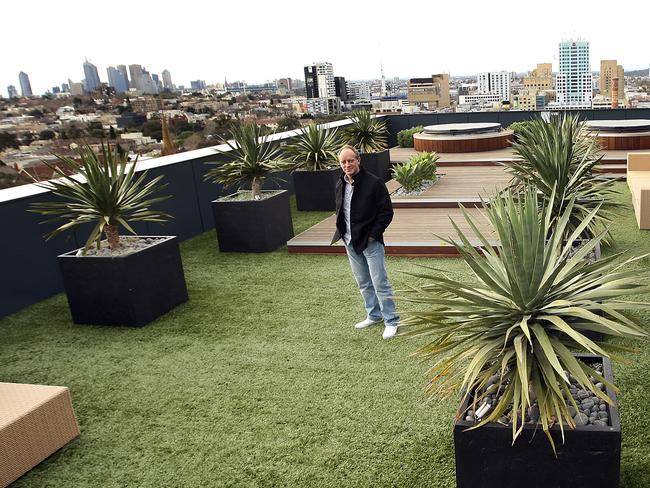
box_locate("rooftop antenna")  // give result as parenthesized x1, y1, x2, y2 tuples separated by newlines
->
(379, 41, 387, 97)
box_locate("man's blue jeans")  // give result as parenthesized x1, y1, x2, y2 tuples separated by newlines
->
(343, 240, 399, 327)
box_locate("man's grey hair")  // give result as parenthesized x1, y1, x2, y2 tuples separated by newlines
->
(338, 145, 360, 160)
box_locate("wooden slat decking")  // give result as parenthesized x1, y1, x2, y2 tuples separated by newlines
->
(287, 207, 497, 256)
(387, 165, 512, 207)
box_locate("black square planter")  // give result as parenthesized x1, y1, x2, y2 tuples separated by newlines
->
(58, 236, 189, 327)
(454, 355, 620, 488)
(292, 167, 342, 211)
(361, 150, 391, 182)
(211, 190, 294, 252)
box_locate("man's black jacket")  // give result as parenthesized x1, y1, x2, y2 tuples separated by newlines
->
(331, 167, 393, 253)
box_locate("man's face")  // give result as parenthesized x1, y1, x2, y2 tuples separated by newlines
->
(339, 149, 360, 178)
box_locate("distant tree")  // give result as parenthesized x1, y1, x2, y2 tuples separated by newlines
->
(109, 125, 117, 139)
(86, 121, 105, 139)
(142, 120, 163, 141)
(72, 97, 83, 108)
(39, 129, 56, 140)
(28, 109, 44, 117)
(60, 122, 85, 140)
(276, 116, 301, 132)
(20, 132, 34, 145)
(0, 132, 20, 151)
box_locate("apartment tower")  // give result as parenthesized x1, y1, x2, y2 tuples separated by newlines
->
(556, 39, 592, 109)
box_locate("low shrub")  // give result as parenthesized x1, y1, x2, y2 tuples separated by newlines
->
(397, 126, 424, 148)
(391, 151, 438, 192)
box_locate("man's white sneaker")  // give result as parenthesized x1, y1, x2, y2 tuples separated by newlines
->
(354, 318, 383, 329)
(382, 325, 399, 339)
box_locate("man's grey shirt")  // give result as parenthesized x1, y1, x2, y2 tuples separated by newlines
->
(343, 178, 353, 245)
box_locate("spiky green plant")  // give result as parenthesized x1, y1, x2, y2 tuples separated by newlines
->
(401, 187, 648, 450)
(391, 151, 439, 192)
(343, 110, 388, 154)
(508, 114, 619, 242)
(204, 122, 292, 200)
(283, 124, 340, 171)
(30, 143, 170, 251)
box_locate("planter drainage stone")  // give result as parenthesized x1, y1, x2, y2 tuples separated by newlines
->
(453, 354, 620, 488)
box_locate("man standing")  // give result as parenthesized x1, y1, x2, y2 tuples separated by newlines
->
(331, 145, 399, 339)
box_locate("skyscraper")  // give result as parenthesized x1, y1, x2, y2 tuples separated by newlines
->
(477, 71, 511, 102)
(117, 65, 130, 89)
(600, 60, 624, 95)
(128, 64, 144, 92)
(7, 85, 18, 98)
(334, 76, 348, 102)
(304, 62, 335, 98)
(556, 39, 592, 109)
(18, 72, 33, 97)
(162, 70, 173, 91)
(106, 66, 129, 94)
(83, 60, 101, 92)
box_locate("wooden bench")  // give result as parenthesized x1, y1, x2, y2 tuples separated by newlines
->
(0, 383, 80, 487)
(627, 152, 650, 230)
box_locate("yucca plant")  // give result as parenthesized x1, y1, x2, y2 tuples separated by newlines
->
(204, 122, 291, 200)
(343, 110, 388, 154)
(401, 187, 648, 450)
(30, 143, 170, 252)
(284, 124, 340, 171)
(391, 151, 439, 192)
(508, 114, 619, 243)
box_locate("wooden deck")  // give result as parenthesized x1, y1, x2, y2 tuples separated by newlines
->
(387, 165, 512, 207)
(287, 207, 497, 256)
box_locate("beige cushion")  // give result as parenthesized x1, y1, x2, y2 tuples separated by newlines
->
(0, 383, 80, 488)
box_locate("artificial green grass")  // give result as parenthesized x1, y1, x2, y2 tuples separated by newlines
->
(1, 183, 649, 487)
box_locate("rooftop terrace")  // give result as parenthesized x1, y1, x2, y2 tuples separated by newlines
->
(2, 185, 650, 487)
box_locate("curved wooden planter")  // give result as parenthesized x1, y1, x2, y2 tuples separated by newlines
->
(454, 354, 620, 488)
(414, 132, 513, 153)
(594, 134, 650, 150)
(57, 236, 188, 327)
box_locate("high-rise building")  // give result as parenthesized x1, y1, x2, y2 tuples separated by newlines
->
(52, 86, 61, 94)
(277, 78, 292, 92)
(151, 74, 163, 92)
(107, 66, 129, 94)
(334, 76, 348, 102)
(477, 71, 511, 102)
(18, 72, 33, 97)
(128, 64, 145, 91)
(83, 60, 101, 92)
(556, 39, 592, 109)
(346, 81, 371, 101)
(523, 63, 553, 92)
(190, 80, 207, 90)
(304, 62, 335, 98)
(407, 74, 450, 110)
(61, 83, 70, 93)
(600, 60, 624, 95)
(117, 65, 130, 89)
(7, 85, 18, 98)
(70, 81, 85, 96)
(162, 70, 173, 91)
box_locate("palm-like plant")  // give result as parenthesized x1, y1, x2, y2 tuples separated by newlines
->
(508, 114, 619, 242)
(31, 143, 170, 251)
(343, 110, 388, 154)
(204, 122, 291, 200)
(283, 124, 340, 171)
(391, 151, 438, 192)
(401, 187, 648, 450)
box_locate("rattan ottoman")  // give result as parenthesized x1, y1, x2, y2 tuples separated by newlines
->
(0, 383, 80, 487)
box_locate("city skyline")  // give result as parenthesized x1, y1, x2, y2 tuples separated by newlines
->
(2, 0, 649, 97)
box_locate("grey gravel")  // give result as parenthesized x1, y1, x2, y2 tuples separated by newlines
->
(574, 413, 589, 426)
(78, 236, 167, 257)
